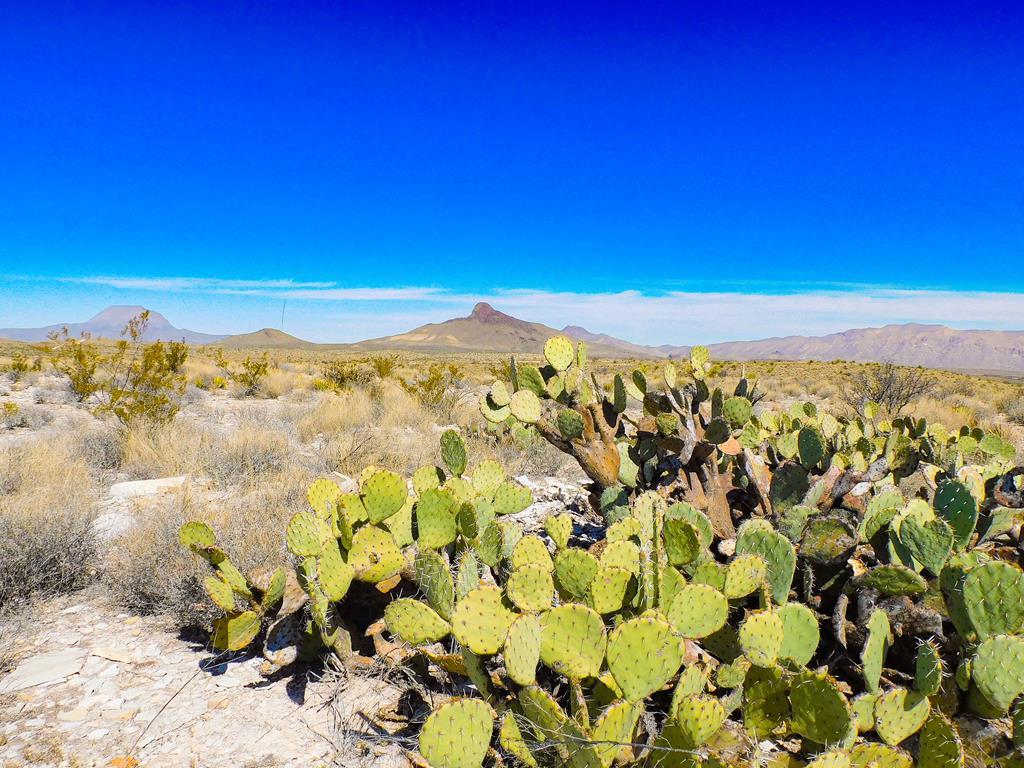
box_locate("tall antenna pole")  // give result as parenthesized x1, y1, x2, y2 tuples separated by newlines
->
(280, 300, 286, 329)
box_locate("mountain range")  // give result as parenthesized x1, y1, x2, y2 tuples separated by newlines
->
(3, 302, 1024, 372)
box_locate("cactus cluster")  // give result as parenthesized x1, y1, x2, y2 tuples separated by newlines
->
(181, 336, 1024, 767)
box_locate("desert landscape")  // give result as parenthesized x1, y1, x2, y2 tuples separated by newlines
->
(1, 302, 1023, 766)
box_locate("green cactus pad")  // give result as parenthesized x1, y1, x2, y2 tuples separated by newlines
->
(471, 459, 505, 497)
(415, 488, 459, 549)
(257, 568, 287, 614)
(778, 602, 819, 667)
(338, 492, 368, 530)
(807, 752, 851, 768)
(178, 520, 216, 550)
(591, 700, 642, 768)
(456, 550, 481, 600)
(587, 565, 632, 614)
(545, 513, 572, 550)
(510, 390, 542, 423)
(934, 480, 978, 551)
(736, 524, 796, 604)
(554, 548, 599, 599)
(743, 664, 791, 738)
(851, 692, 878, 733)
(874, 687, 930, 746)
(317, 543, 355, 601)
(498, 712, 538, 768)
(475, 521, 504, 568)
(898, 515, 953, 577)
(440, 429, 468, 477)
(861, 489, 904, 541)
(418, 698, 494, 768)
(412, 465, 445, 495)
(607, 616, 684, 701)
(516, 363, 546, 397)
(666, 502, 714, 549)
(347, 525, 405, 583)
(307, 477, 341, 518)
(212, 610, 261, 651)
(452, 585, 514, 656)
(606, 516, 642, 543)
(963, 560, 1024, 639)
(667, 583, 728, 638)
(511, 534, 554, 572)
(917, 713, 964, 768)
(972, 634, 1024, 712)
(723, 395, 753, 428)
(215, 559, 252, 600)
(204, 575, 236, 612)
(848, 744, 913, 768)
(798, 427, 826, 466)
(597, 539, 639, 577)
(361, 469, 408, 523)
(489, 379, 511, 407)
(854, 564, 928, 596)
(385, 599, 451, 645)
(663, 519, 701, 566)
(415, 550, 455, 621)
(673, 695, 726, 748)
(503, 613, 542, 686)
(790, 670, 853, 746)
(800, 517, 858, 566)
(543, 335, 575, 371)
(770, 462, 810, 514)
(481, 398, 511, 423)
(915, 640, 944, 697)
(556, 408, 585, 441)
(506, 564, 555, 612)
(724, 553, 767, 599)
(286, 511, 329, 558)
(539, 603, 606, 680)
(739, 610, 785, 667)
(492, 480, 532, 516)
(659, 564, 688, 611)
(862, 609, 892, 693)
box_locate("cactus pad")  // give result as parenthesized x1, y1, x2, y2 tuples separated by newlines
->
(915, 640, 944, 697)
(317, 543, 355, 601)
(770, 462, 810, 514)
(607, 616, 684, 701)
(503, 613, 542, 686)
(898, 515, 953, 577)
(510, 390, 542, 423)
(851, 692, 878, 734)
(854, 564, 928, 596)
(492, 480, 532, 516)
(724, 553, 767, 598)
(471, 459, 505, 497)
(204, 575, 236, 612)
(506, 564, 554, 612)
(498, 712, 538, 768)
(554, 548, 599, 599)
(739, 610, 785, 667)
(440, 429, 468, 477)
(667, 583, 728, 638)
(807, 753, 851, 768)
(736, 524, 796, 604)
(917, 713, 964, 768)
(743, 665, 791, 738)
(591, 700, 642, 768)
(415, 488, 459, 549)
(544, 335, 575, 371)
(800, 516, 858, 566)
(511, 534, 554, 572)
(263, 612, 302, 668)
(972, 634, 1024, 711)
(588, 565, 633, 614)
(413, 464, 445, 494)
(544, 513, 572, 550)
(848, 744, 913, 768)
(385, 599, 451, 645)
(286, 511, 329, 558)
(179, 520, 216, 550)
(862, 609, 892, 693)
(790, 670, 852, 746)
(539, 603, 606, 680)
(418, 698, 494, 768)
(212, 610, 261, 651)
(347, 525, 405, 583)
(663, 519, 701, 566)
(963, 560, 1024, 639)
(874, 687, 930, 746)
(778, 602, 820, 666)
(362, 469, 408, 523)
(452, 585, 514, 655)
(723, 395, 753, 427)
(557, 408, 585, 441)
(415, 550, 455, 621)
(673, 695, 726, 748)
(307, 477, 341, 517)
(933, 480, 978, 550)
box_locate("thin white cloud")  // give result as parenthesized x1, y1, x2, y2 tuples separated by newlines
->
(35, 275, 1024, 344)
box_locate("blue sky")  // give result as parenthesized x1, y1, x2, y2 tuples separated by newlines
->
(1, 1, 1022, 343)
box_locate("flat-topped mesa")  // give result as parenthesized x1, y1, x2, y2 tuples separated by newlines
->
(468, 302, 520, 324)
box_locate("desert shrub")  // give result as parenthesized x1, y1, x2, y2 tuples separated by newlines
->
(48, 332, 101, 402)
(841, 360, 936, 417)
(369, 353, 401, 379)
(164, 340, 189, 374)
(0, 437, 97, 608)
(202, 423, 290, 485)
(320, 360, 370, 390)
(402, 363, 464, 416)
(8, 353, 29, 380)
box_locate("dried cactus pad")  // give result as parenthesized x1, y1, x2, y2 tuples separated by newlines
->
(418, 698, 495, 768)
(385, 599, 451, 646)
(607, 616, 684, 702)
(452, 585, 514, 656)
(539, 603, 606, 680)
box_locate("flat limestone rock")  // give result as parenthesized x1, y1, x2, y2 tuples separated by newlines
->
(0, 648, 88, 693)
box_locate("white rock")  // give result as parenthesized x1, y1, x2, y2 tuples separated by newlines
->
(108, 475, 188, 498)
(0, 648, 88, 693)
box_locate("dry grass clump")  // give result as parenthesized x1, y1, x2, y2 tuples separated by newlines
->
(296, 389, 375, 441)
(0, 436, 98, 609)
(119, 419, 206, 479)
(103, 473, 305, 626)
(259, 366, 311, 398)
(203, 421, 291, 485)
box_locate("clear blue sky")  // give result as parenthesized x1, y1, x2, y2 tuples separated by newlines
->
(2, 1, 1022, 343)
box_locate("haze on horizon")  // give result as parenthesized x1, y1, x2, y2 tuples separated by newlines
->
(2, 1, 1022, 343)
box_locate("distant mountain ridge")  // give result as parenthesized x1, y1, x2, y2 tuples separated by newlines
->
(0, 305, 224, 344)
(4, 303, 1024, 372)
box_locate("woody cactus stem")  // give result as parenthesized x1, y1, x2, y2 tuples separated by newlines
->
(534, 403, 621, 490)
